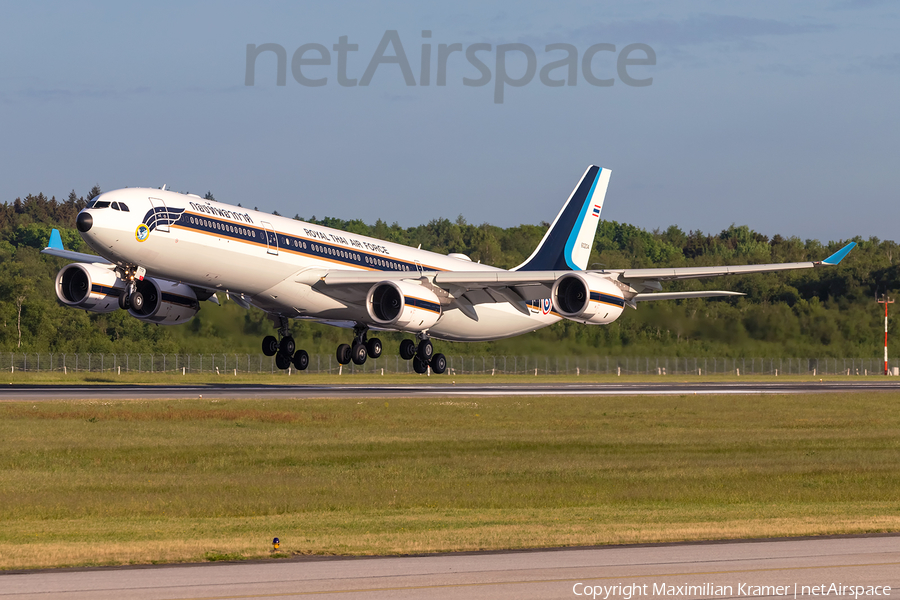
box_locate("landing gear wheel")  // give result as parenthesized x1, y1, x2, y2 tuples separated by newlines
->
(366, 338, 383, 359)
(275, 353, 291, 370)
(118, 292, 130, 310)
(280, 336, 295, 356)
(413, 355, 429, 374)
(130, 291, 144, 312)
(351, 342, 368, 365)
(399, 339, 416, 360)
(262, 336, 279, 357)
(336, 343, 352, 365)
(431, 353, 447, 374)
(417, 339, 433, 361)
(292, 349, 309, 370)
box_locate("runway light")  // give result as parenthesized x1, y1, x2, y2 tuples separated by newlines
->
(272, 537, 280, 551)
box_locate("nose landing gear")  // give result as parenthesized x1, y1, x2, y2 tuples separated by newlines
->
(115, 265, 146, 311)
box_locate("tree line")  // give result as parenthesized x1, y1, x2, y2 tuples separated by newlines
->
(1, 188, 897, 357)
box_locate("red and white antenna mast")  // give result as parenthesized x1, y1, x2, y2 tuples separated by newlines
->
(877, 294, 894, 375)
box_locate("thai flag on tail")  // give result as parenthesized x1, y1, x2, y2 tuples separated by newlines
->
(592, 204, 602, 217)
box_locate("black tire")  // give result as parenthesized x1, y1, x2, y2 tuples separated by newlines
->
(399, 339, 416, 360)
(275, 353, 291, 370)
(262, 335, 279, 357)
(130, 291, 144, 312)
(413, 355, 428, 374)
(417, 339, 433, 360)
(351, 342, 368, 365)
(431, 353, 447, 374)
(293, 349, 309, 370)
(117, 292, 130, 310)
(366, 337, 383, 359)
(280, 336, 295, 356)
(336, 343, 352, 365)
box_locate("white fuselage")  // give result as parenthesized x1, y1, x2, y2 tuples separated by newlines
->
(80, 188, 564, 341)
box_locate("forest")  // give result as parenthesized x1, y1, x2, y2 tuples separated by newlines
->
(1, 187, 897, 358)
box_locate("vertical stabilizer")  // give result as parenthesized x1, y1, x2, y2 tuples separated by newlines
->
(514, 165, 611, 271)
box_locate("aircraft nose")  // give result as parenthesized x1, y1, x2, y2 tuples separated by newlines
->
(76, 211, 93, 233)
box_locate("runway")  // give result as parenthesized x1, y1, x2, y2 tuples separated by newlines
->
(2, 380, 900, 400)
(2, 535, 897, 599)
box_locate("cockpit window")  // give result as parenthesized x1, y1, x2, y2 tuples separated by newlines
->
(86, 199, 129, 211)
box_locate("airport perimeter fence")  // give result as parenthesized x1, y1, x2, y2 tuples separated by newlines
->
(3, 353, 899, 376)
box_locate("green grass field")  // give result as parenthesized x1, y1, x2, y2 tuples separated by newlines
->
(1, 393, 898, 569)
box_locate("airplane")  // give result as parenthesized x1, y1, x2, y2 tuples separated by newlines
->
(42, 166, 855, 374)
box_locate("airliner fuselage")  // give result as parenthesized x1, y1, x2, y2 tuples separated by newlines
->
(77, 188, 566, 342)
(47, 166, 853, 374)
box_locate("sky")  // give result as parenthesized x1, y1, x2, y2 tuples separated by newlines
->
(1, 1, 898, 244)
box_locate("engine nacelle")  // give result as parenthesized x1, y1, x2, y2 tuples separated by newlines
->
(551, 272, 625, 325)
(128, 278, 200, 325)
(366, 280, 442, 332)
(55, 263, 124, 313)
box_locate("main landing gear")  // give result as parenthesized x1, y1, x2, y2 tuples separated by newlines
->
(262, 316, 309, 371)
(335, 325, 382, 366)
(399, 334, 446, 375)
(333, 327, 445, 375)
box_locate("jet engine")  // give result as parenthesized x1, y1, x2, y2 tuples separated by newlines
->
(128, 278, 200, 325)
(55, 263, 124, 313)
(366, 280, 442, 331)
(551, 272, 625, 325)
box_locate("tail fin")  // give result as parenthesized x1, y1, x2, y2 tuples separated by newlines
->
(514, 165, 611, 271)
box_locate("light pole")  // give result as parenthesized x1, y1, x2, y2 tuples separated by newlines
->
(877, 294, 894, 375)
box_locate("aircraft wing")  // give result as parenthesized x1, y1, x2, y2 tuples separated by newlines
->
(313, 241, 855, 316)
(41, 229, 112, 264)
(612, 242, 856, 282)
(315, 270, 743, 314)
(316, 269, 563, 302)
(312, 269, 564, 318)
(317, 241, 855, 295)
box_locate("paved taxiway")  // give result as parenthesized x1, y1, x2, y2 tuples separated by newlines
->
(2, 380, 900, 400)
(2, 535, 897, 600)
